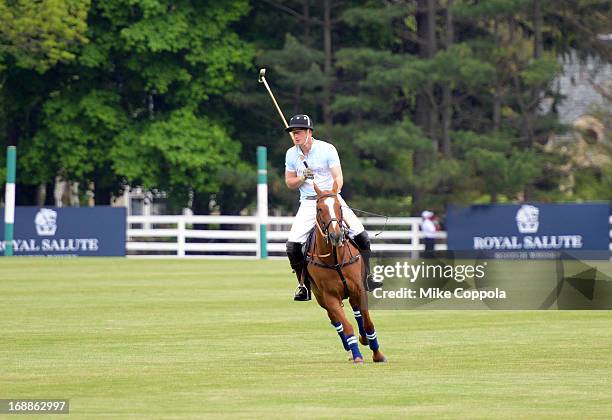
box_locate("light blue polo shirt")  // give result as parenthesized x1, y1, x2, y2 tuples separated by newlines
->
(285, 139, 341, 200)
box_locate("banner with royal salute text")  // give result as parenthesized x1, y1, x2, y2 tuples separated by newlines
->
(0, 207, 126, 256)
(369, 202, 612, 310)
(446, 202, 610, 259)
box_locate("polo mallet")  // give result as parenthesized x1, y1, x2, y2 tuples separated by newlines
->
(258, 68, 295, 142)
(258, 69, 309, 176)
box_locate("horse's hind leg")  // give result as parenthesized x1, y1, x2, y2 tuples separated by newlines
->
(360, 308, 387, 363)
(327, 305, 363, 364)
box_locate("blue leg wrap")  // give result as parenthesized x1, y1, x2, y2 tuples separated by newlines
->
(366, 329, 379, 351)
(352, 307, 367, 340)
(345, 334, 363, 360)
(331, 321, 349, 351)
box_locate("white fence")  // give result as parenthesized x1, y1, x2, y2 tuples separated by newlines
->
(127, 215, 447, 258)
(127, 215, 612, 258)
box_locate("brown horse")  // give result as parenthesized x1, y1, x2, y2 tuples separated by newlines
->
(306, 181, 387, 364)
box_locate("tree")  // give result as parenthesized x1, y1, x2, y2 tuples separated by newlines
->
(0, 0, 90, 73)
(2, 0, 254, 207)
(112, 109, 241, 210)
(0, 0, 91, 204)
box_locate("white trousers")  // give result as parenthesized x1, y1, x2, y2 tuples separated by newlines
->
(287, 195, 365, 243)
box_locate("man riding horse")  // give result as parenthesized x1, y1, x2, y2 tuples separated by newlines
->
(284, 114, 381, 301)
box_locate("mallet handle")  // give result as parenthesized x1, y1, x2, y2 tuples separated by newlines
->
(261, 77, 289, 128)
(260, 74, 295, 142)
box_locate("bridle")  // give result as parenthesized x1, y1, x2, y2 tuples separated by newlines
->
(315, 193, 347, 245)
(307, 192, 361, 299)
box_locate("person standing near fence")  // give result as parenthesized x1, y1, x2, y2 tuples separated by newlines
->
(420, 210, 437, 258)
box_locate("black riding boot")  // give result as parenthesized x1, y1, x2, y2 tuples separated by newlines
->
(286, 241, 311, 301)
(354, 231, 382, 291)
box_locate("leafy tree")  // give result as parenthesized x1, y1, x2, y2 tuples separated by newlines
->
(1, 0, 90, 204)
(0, 0, 90, 73)
(2, 0, 254, 207)
(112, 109, 241, 209)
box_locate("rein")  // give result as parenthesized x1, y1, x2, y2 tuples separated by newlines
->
(341, 205, 390, 237)
(310, 216, 331, 258)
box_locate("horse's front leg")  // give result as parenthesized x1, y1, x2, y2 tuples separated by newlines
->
(348, 298, 369, 346)
(327, 304, 363, 364)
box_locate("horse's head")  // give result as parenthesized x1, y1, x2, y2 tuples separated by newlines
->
(314, 181, 345, 247)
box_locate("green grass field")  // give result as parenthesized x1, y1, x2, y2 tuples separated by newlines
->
(2, 258, 612, 418)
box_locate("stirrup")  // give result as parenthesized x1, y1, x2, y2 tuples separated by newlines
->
(293, 285, 311, 301)
(365, 274, 383, 292)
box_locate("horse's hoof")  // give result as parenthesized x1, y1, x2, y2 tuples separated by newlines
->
(373, 356, 387, 363)
(346, 351, 353, 361)
(359, 336, 369, 345)
(354, 357, 364, 364)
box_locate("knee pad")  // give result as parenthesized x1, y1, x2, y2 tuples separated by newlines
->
(286, 241, 304, 264)
(353, 231, 370, 251)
